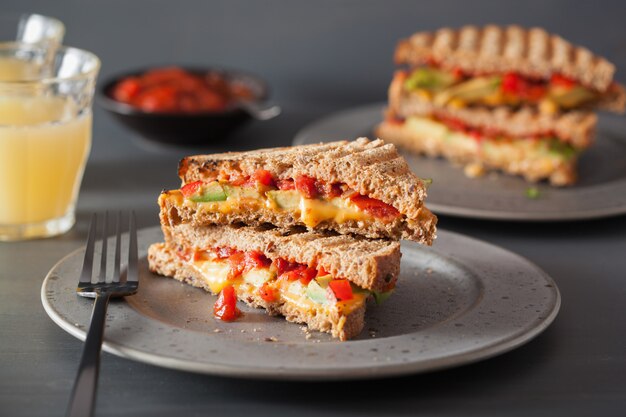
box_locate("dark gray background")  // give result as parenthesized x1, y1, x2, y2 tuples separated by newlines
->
(1, 1, 626, 416)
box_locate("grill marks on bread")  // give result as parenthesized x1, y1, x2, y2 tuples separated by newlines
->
(395, 25, 618, 93)
(177, 138, 434, 225)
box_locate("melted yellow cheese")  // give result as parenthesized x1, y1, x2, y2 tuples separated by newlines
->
(169, 186, 375, 226)
(299, 197, 368, 227)
(192, 258, 232, 293)
(189, 256, 368, 315)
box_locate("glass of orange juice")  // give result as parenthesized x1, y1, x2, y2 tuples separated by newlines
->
(0, 42, 100, 240)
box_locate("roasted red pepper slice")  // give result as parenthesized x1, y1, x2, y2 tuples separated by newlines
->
(259, 283, 277, 302)
(295, 175, 318, 199)
(328, 279, 353, 301)
(350, 194, 400, 220)
(279, 265, 317, 285)
(180, 181, 203, 197)
(252, 169, 276, 187)
(243, 251, 272, 273)
(297, 267, 317, 285)
(501, 72, 525, 95)
(273, 258, 298, 275)
(213, 285, 241, 321)
(226, 252, 246, 279)
(550, 73, 576, 89)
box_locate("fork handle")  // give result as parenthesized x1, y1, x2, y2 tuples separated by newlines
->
(66, 294, 110, 417)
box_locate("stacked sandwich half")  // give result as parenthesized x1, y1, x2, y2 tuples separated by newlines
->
(148, 138, 437, 340)
(377, 25, 625, 185)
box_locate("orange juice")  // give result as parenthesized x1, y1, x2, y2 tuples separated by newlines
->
(0, 57, 41, 81)
(0, 95, 91, 225)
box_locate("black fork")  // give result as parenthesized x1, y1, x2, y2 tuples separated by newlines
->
(66, 212, 139, 417)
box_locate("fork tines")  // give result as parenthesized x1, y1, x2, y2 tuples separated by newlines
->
(78, 212, 138, 296)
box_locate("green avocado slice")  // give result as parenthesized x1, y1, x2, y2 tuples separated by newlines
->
(267, 190, 301, 210)
(306, 280, 329, 304)
(404, 68, 457, 91)
(435, 76, 501, 105)
(222, 185, 262, 200)
(190, 182, 227, 202)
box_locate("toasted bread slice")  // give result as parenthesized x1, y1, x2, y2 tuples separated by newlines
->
(376, 116, 579, 186)
(395, 25, 620, 94)
(387, 72, 597, 149)
(148, 242, 366, 341)
(159, 223, 401, 292)
(167, 138, 437, 244)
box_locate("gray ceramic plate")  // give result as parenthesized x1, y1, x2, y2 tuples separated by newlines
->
(42, 226, 559, 380)
(293, 103, 626, 221)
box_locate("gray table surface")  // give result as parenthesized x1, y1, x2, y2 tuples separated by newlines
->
(2, 1, 626, 416)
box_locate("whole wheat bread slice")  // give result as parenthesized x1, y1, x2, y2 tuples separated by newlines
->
(158, 222, 401, 292)
(148, 242, 366, 341)
(395, 25, 622, 95)
(174, 138, 437, 244)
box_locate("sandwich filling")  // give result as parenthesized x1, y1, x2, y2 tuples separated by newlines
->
(399, 67, 599, 114)
(386, 114, 578, 160)
(168, 171, 403, 228)
(175, 245, 392, 321)
(380, 114, 579, 185)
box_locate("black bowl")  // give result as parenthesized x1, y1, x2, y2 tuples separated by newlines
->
(98, 67, 274, 147)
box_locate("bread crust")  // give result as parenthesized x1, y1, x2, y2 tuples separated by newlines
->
(158, 221, 401, 292)
(376, 119, 577, 186)
(178, 138, 433, 225)
(148, 242, 366, 341)
(388, 70, 598, 149)
(395, 25, 620, 93)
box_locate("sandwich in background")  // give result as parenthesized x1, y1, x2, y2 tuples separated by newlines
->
(377, 25, 625, 185)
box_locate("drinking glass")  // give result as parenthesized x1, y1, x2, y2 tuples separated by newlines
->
(0, 43, 100, 240)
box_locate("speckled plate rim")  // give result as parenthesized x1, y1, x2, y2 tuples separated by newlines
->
(41, 226, 560, 381)
(293, 103, 626, 222)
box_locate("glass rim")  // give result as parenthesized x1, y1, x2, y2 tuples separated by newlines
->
(0, 41, 100, 85)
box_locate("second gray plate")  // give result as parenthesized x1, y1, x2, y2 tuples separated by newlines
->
(42, 226, 559, 380)
(294, 103, 626, 221)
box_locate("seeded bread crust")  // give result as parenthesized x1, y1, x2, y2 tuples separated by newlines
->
(376, 119, 577, 186)
(388, 71, 598, 148)
(148, 242, 366, 341)
(158, 221, 401, 292)
(395, 24, 620, 93)
(177, 138, 434, 226)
